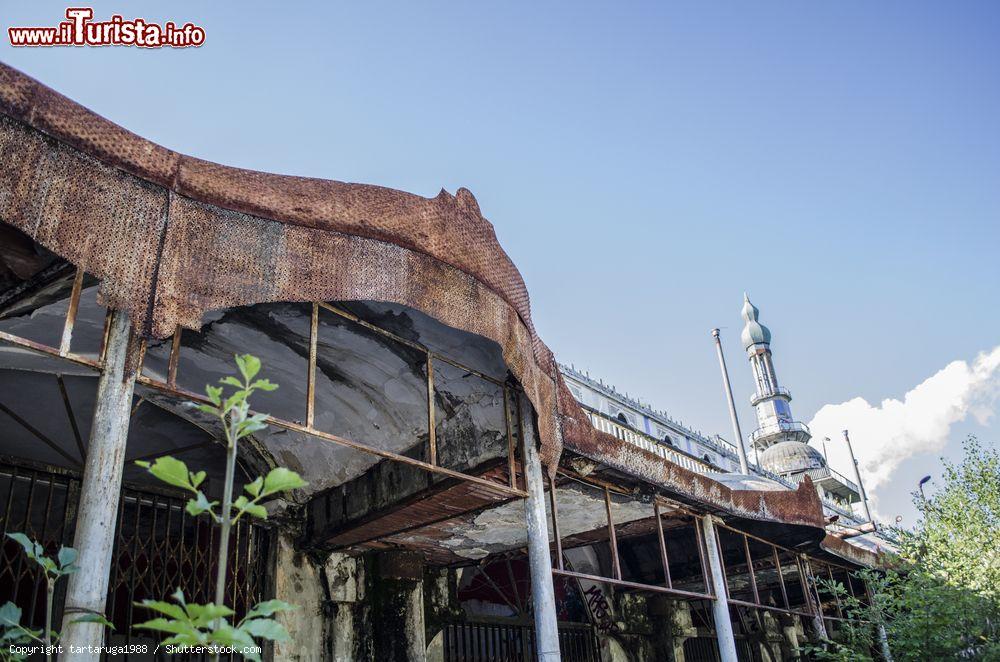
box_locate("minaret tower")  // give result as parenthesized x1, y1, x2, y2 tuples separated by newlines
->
(741, 294, 812, 454)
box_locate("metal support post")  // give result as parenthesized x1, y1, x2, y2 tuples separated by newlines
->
(701, 515, 739, 662)
(842, 430, 873, 523)
(60, 310, 140, 659)
(712, 329, 750, 473)
(521, 403, 560, 662)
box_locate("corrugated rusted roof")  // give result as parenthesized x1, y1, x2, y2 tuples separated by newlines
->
(0, 62, 836, 533)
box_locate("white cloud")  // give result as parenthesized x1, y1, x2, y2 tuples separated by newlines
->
(807, 346, 1000, 508)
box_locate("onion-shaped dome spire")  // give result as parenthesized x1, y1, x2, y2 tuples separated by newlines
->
(740, 293, 771, 349)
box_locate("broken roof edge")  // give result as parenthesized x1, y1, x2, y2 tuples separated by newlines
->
(556, 377, 828, 531)
(0, 61, 537, 342)
(0, 60, 566, 471)
(819, 533, 884, 569)
(0, 62, 861, 531)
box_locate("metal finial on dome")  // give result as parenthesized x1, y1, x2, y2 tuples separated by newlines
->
(740, 293, 771, 348)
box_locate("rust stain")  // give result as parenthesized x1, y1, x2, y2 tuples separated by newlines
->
(0, 61, 850, 540)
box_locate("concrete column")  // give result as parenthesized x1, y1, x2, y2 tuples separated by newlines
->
(700, 516, 738, 662)
(521, 424, 561, 661)
(60, 310, 139, 659)
(374, 551, 426, 662)
(779, 614, 800, 658)
(878, 624, 894, 662)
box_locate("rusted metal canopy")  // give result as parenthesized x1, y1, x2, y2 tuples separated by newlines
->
(0, 62, 833, 535)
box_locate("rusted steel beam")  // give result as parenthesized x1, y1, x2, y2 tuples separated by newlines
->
(319, 302, 511, 388)
(0, 400, 82, 467)
(727, 598, 813, 619)
(59, 267, 85, 356)
(98, 309, 112, 366)
(133, 374, 528, 498)
(548, 473, 563, 570)
(166, 327, 182, 388)
(604, 486, 621, 581)
(57, 374, 86, 462)
(552, 568, 713, 601)
(306, 304, 318, 429)
(504, 386, 517, 490)
(0, 330, 101, 371)
(694, 515, 711, 594)
(742, 532, 760, 604)
(773, 546, 790, 610)
(653, 500, 672, 589)
(427, 354, 437, 466)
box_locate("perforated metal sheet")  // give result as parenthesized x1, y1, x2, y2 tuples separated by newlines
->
(0, 61, 562, 471)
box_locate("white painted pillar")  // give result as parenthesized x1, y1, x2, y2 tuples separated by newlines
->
(60, 310, 139, 659)
(701, 516, 739, 662)
(878, 624, 894, 662)
(522, 422, 560, 661)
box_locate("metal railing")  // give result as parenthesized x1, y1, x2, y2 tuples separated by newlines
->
(584, 407, 865, 525)
(749, 420, 811, 444)
(584, 410, 720, 475)
(750, 386, 792, 406)
(804, 466, 860, 495)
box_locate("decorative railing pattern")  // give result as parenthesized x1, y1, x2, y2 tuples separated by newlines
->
(585, 410, 864, 524)
(585, 410, 720, 475)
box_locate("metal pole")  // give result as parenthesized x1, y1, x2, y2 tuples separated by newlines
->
(711, 329, 750, 474)
(701, 515, 739, 662)
(60, 309, 140, 659)
(521, 400, 561, 662)
(842, 430, 873, 523)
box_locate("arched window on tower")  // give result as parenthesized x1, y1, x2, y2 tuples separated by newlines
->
(616, 412, 629, 425)
(662, 435, 674, 446)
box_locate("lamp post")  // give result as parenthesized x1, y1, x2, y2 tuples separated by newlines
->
(842, 429, 873, 523)
(918, 475, 931, 502)
(711, 328, 750, 474)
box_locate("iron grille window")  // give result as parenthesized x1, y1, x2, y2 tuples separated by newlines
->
(0, 459, 274, 661)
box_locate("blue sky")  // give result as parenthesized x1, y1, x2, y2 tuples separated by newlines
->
(3, 1, 998, 525)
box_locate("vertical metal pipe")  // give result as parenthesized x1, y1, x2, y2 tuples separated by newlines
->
(166, 328, 182, 388)
(711, 329, 750, 474)
(59, 267, 85, 356)
(427, 355, 437, 466)
(60, 309, 139, 658)
(306, 304, 318, 429)
(604, 486, 621, 580)
(547, 474, 563, 570)
(520, 401, 561, 662)
(504, 387, 517, 490)
(653, 500, 672, 588)
(742, 533, 759, 604)
(701, 515, 739, 662)
(842, 430, 873, 523)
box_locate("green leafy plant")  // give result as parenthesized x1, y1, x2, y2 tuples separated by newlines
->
(0, 534, 112, 662)
(805, 436, 1000, 661)
(135, 355, 304, 660)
